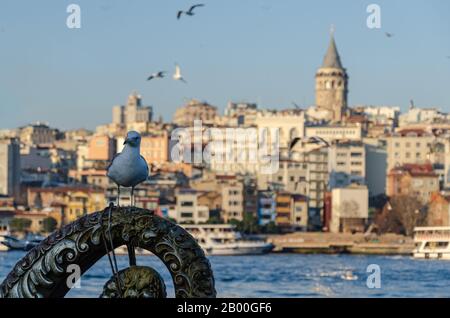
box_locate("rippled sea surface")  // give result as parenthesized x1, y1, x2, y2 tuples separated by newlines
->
(1, 251, 450, 297)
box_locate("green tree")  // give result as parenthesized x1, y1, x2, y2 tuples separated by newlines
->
(261, 221, 281, 234)
(231, 213, 262, 234)
(205, 216, 224, 224)
(9, 218, 32, 232)
(41, 217, 58, 233)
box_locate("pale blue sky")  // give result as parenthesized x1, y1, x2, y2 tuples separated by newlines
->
(0, 0, 449, 130)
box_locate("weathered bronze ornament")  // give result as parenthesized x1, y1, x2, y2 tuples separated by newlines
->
(100, 266, 167, 298)
(0, 207, 216, 298)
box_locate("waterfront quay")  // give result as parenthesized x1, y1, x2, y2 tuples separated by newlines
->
(268, 232, 414, 255)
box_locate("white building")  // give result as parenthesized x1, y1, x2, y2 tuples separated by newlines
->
(399, 106, 447, 127)
(360, 105, 400, 125)
(330, 185, 369, 233)
(0, 138, 21, 200)
(328, 141, 366, 185)
(254, 110, 305, 149)
(175, 188, 209, 224)
(112, 91, 153, 125)
(305, 124, 362, 143)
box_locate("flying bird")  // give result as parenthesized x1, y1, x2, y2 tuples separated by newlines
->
(107, 131, 149, 207)
(385, 32, 394, 38)
(173, 64, 187, 83)
(292, 102, 301, 109)
(186, 4, 205, 15)
(147, 71, 166, 81)
(177, 4, 204, 19)
(289, 136, 330, 151)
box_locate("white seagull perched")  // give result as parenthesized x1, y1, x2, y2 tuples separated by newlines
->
(173, 63, 187, 83)
(107, 131, 149, 206)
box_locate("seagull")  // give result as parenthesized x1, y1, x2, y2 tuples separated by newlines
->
(147, 71, 166, 81)
(173, 64, 187, 83)
(292, 102, 301, 109)
(107, 131, 149, 206)
(385, 32, 394, 38)
(186, 4, 205, 16)
(177, 4, 204, 19)
(289, 136, 330, 151)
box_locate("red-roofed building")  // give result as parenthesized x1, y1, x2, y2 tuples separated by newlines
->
(386, 163, 439, 204)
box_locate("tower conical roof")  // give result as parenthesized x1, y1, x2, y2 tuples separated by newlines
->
(322, 35, 343, 69)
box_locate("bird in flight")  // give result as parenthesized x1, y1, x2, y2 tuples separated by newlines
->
(147, 71, 166, 81)
(385, 32, 394, 38)
(107, 131, 149, 207)
(177, 4, 205, 19)
(173, 64, 187, 83)
(292, 102, 301, 109)
(289, 136, 330, 151)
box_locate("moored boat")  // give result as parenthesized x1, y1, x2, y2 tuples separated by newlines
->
(413, 226, 450, 260)
(181, 224, 274, 256)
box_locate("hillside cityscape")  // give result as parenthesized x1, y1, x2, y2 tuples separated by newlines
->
(0, 32, 449, 244)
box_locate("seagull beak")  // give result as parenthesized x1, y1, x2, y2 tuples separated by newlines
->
(123, 139, 129, 145)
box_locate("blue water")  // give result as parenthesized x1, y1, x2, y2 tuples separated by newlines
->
(1, 251, 449, 297)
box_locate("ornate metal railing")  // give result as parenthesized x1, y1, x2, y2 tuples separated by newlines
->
(0, 206, 216, 298)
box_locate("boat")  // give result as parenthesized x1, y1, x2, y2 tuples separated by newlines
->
(181, 224, 274, 256)
(1, 233, 43, 251)
(413, 226, 450, 260)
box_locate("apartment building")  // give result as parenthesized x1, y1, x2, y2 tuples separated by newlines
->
(305, 124, 362, 143)
(329, 184, 369, 233)
(175, 188, 209, 224)
(27, 187, 105, 224)
(0, 138, 21, 200)
(386, 163, 439, 204)
(328, 140, 365, 188)
(173, 99, 218, 127)
(385, 129, 434, 172)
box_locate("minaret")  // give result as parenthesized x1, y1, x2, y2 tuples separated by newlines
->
(315, 27, 348, 122)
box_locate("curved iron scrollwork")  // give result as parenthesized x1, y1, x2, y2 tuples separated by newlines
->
(0, 207, 216, 298)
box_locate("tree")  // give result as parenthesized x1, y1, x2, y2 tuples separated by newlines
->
(376, 195, 427, 236)
(261, 221, 281, 234)
(205, 216, 224, 224)
(42, 217, 58, 233)
(229, 213, 261, 234)
(9, 218, 32, 232)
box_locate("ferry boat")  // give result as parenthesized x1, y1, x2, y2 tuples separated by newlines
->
(413, 226, 450, 260)
(181, 224, 274, 256)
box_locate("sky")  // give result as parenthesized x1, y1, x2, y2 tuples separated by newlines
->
(0, 0, 449, 130)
